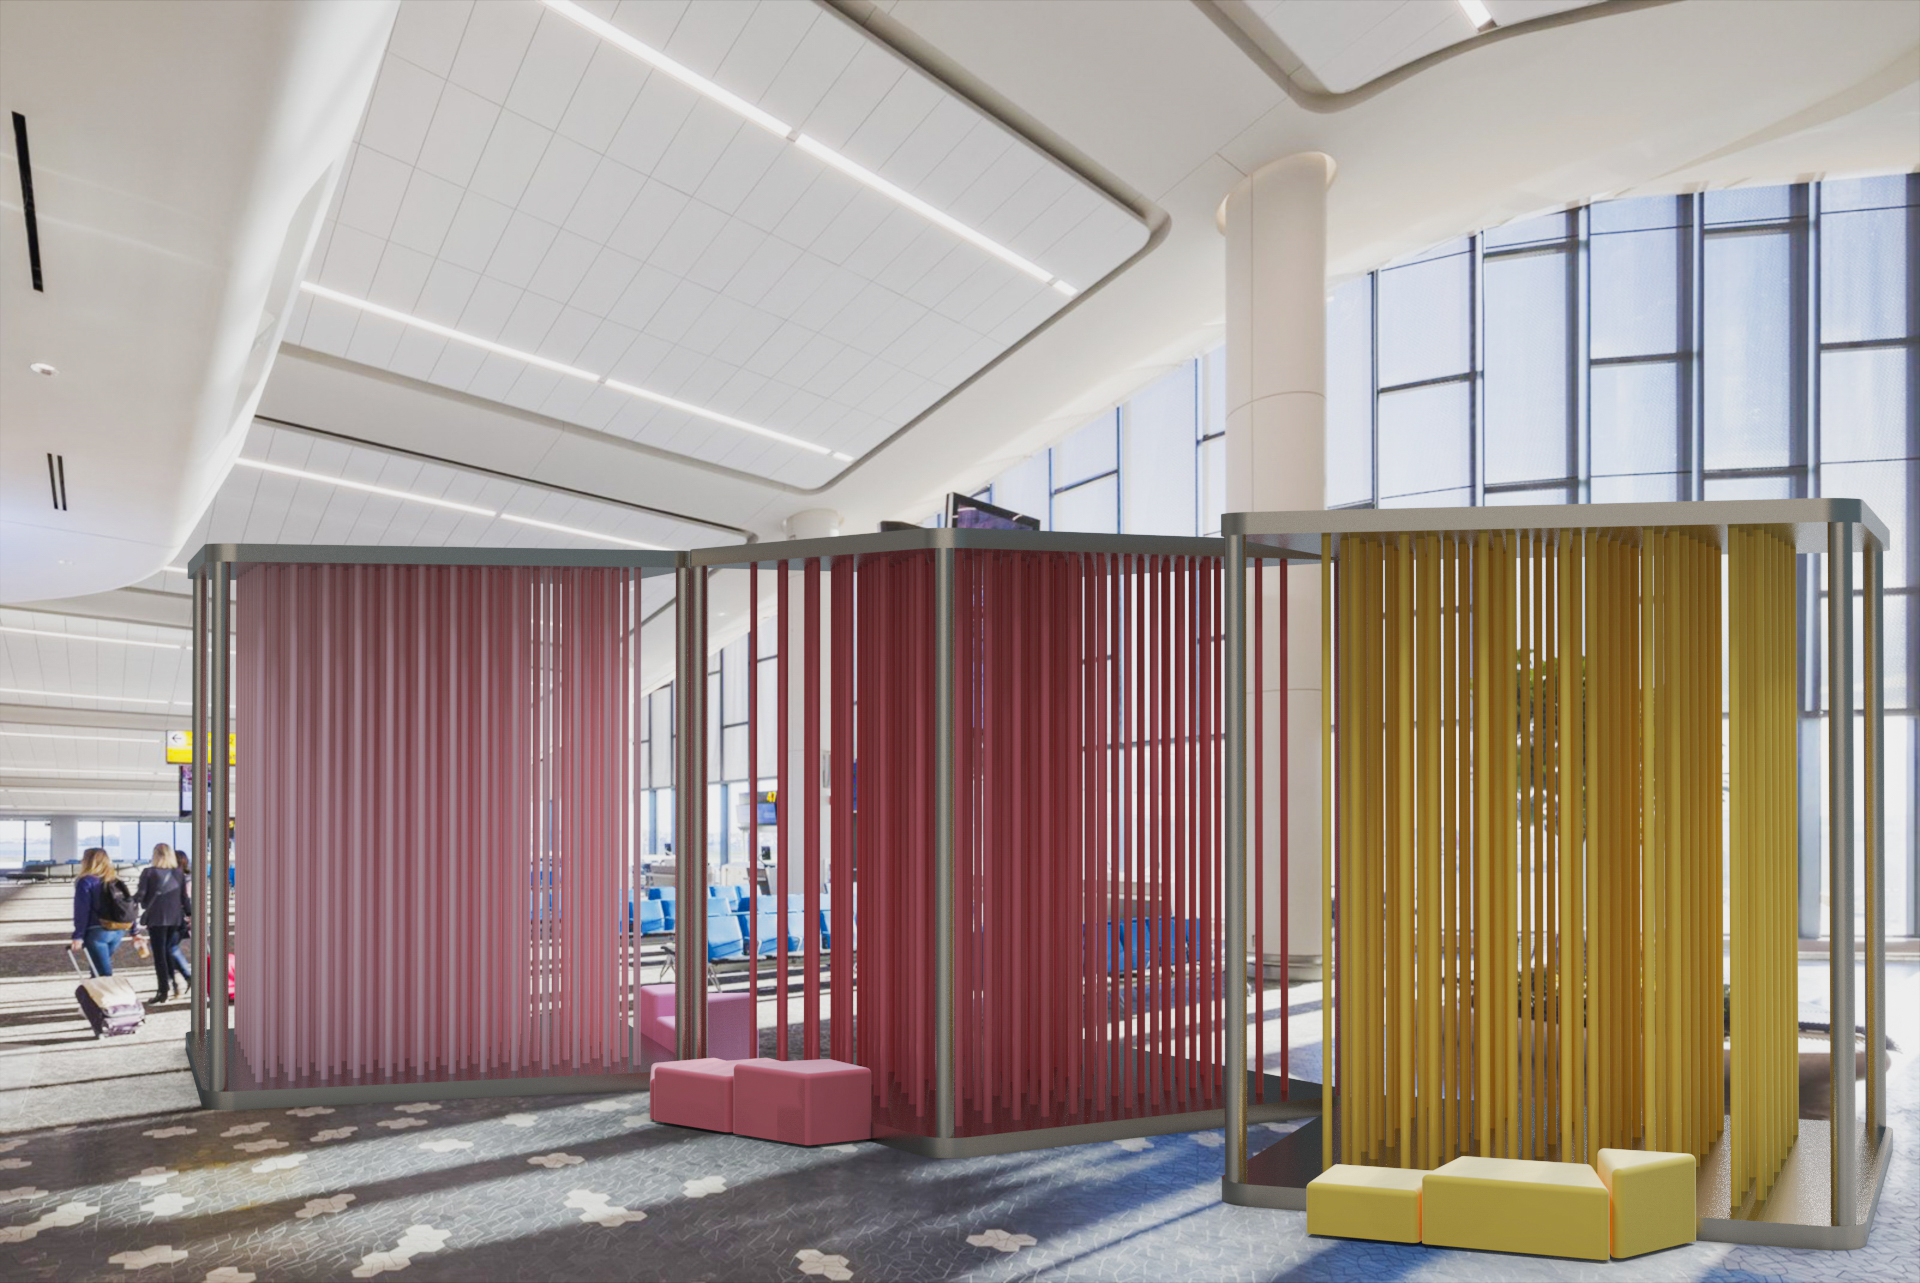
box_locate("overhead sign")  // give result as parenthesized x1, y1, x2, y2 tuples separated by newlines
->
(166, 731, 235, 766)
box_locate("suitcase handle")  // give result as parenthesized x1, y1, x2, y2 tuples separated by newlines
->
(66, 945, 100, 980)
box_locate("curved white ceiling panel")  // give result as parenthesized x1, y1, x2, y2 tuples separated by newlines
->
(281, 0, 1150, 490)
(0, 0, 399, 604)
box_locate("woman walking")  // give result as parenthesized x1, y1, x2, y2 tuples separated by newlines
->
(137, 844, 193, 1002)
(69, 847, 137, 977)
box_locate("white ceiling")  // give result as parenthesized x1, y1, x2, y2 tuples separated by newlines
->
(283, 0, 1148, 487)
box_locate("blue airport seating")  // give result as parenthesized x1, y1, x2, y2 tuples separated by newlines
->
(707, 908, 746, 963)
(752, 905, 805, 955)
(637, 898, 666, 935)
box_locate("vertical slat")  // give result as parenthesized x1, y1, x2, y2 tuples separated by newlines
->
(1321, 534, 1335, 1170)
(1253, 556, 1265, 1104)
(1394, 535, 1415, 1165)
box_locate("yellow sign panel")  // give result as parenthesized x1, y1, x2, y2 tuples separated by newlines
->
(166, 731, 235, 766)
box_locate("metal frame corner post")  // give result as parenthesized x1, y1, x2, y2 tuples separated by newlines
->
(1827, 521, 1856, 1225)
(934, 543, 955, 1141)
(189, 564, 209, 1075)
(1223, 532, 1249, 1183)
(1864, 536, 1886, 1146)
(208, 558, 232, 1095)
(674, 559, 709, 1060)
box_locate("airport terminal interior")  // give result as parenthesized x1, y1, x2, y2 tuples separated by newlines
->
(1, 1, 1917, 1280)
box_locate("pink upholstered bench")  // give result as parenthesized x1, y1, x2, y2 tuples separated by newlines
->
(732, 1058, 872, 1146)
(649, 1057, 778, 1133)
(637, 984, 757, 1062)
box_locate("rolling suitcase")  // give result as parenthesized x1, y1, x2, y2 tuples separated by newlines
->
(70, 948, 145, 1038)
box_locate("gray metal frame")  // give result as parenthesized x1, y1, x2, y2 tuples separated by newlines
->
(1219, 498, 1893, 1246)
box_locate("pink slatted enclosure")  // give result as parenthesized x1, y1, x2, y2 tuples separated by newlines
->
(230, 560, 653, 1089)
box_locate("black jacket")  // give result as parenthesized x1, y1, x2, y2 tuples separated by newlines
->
(136, 866, 191, 929)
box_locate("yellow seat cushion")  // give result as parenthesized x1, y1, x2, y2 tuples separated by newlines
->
(1596, 1148, 1697, 1259)
(1305, 1164, 1424, 1243)
(1422, 1156, 1608, 1260)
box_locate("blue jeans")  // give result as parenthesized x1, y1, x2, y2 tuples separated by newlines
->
(82, 927, 125, 977)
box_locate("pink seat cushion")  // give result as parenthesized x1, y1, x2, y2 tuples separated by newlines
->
(638, 986, 757, 1062)
(650, 1057, 747, 1133)
(732, 1058, 872, 1146)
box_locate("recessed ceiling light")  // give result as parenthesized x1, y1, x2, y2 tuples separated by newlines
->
(29, 362, 56, 376)
(0, 624, 179, 650)
(541, 0, 1080, 296)
(1458, 0, 1496, 31)
(234, 457, 499, 516)
(0, 686, 183, 705)
(301, 283, 844, 460)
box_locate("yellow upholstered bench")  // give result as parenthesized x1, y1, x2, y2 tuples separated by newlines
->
(1305, 1164, 1424, 1243)
(1421, 1156, 1609, 1260)
(1597, 1149, 1697, 1259)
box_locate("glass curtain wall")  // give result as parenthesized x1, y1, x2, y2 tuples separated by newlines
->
(974, 174, 1916, 934)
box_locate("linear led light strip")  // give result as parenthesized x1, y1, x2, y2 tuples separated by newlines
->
(299, 283, 851, 462)
(1, 624, 179, 650)
(0, 730, 153, 743)
(0, 686, 182, 706)
(542, 0, 1079, 300)
(231, 457, 663, 549)
(1, 766, 173, 777)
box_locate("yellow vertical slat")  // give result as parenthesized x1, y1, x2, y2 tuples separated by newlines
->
(1640, 532, 1658, 1152)
(1559, 530, 1581, 1164)
(1419, 533, 1441, 1169)
(1474, 532, 1492, 1158)
(1503, 532, 1520, 1159)
(1395, 535, 1415, 1165)
(1322, 533, 1335, 1171)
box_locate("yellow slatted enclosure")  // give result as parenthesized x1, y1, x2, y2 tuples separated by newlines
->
(1315, 522, 1794, 1191)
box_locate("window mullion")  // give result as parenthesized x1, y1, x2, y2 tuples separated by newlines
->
(1470, 232, 1486, 506)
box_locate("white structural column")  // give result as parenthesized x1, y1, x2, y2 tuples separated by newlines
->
(1223, 152, 1334, 979)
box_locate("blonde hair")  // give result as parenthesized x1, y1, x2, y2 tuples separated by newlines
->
(78, 847, 115, 884)
(151, 844, 177, 869)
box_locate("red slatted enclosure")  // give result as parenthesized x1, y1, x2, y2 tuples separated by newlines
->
(696, 530, 1288, 1149)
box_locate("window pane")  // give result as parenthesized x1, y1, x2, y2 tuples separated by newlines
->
(721, 638, 747, 724)
(1591, 230, 1680, 358)
(991, 452, 1050, 528)
(1378, 381, 1470, 501)
(1484, 211, 1568, 251)
(1706, 185, 1793, 225)
(1821, 175, 1911, 214)
(1052, 475, 1118, 534)
(1327, 278, 1373, 507)
(1377, 252, 1470, 387)
(1591, 473, 1683, 503)
(1121, 362, 1197, 535)
(1822, 208, 1911, 344)
(1705, 231, 1795, 470)
(1484, 249, 1570, 483)
(1485, 485, 1570, 506)
(1202, 346, 1226, 439)
(1821, 347, 1912, 463)
(1380, 487, 1469, 509)
(1054, 411, 1118, 487)
(25, 821, 50, 863)
(0, 820, 22, 869)
(1198, 436, 1227, 536)
(1592, 362, 1682, 475)
(721, 724, 747, 783)
(1703, 473, 1796, 500)
(1590, 195, 1681, 234)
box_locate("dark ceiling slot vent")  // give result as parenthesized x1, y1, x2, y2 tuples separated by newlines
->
(12, 112, 43, 291)
(46, 453, 67, 510)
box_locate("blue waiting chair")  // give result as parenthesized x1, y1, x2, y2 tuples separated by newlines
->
(752, 906, 805, 955)
(637, 898, 666, 935)
(707, 909, 746, 964)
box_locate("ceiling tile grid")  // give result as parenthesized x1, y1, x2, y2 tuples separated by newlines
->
(283, 0, 1147, 486)
(0, 610, 191, 715)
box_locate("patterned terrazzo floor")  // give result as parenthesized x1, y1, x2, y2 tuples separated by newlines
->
(1, 885, 1912, 1282)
